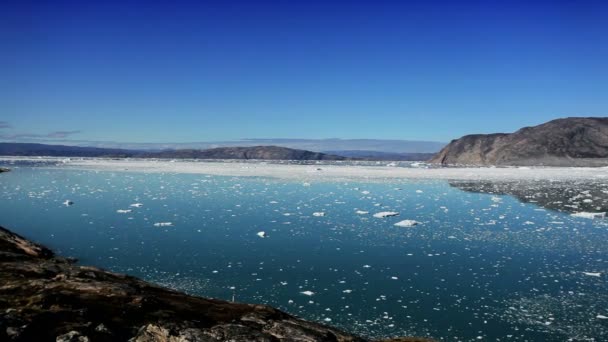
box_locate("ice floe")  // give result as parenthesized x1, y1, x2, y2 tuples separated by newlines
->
(582, 272, 602, 277)
(571, 212, 606, 219)
(394, 220, 420, 227)
(373, 211, 399, 218)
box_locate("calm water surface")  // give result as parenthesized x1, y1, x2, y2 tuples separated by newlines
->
(1, 165, 607, 341)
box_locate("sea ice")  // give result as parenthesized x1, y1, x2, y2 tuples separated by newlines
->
(355, 210, 369, 215)
(130, 203, 143, 208)
(300, 290, 315, 296)
(116, 209, 132, 213)
(394, 220, 420, 227)
(153, 222, 173, 227)
(257, 231, 267, 238)
(63, 200, 73, 206)
(312, 212, 326, 217)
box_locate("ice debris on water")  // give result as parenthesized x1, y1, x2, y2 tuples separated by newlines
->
(257, 231, 267, 238)
(355, 210, 369, 215)
(312, 212, 326, 217)
(153, 222, 173, 227)
(63, 200, 73, 206)
(116, 209, 132, 213)
(300, 291, 315, 296)
(130, 203, 143, 208)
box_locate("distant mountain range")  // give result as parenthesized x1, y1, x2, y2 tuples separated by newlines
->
(143, 146, 347, 160)
(323, 150, 435, 161)
(0, 143, 439, 161)
(7, 138, 445, 154)
(429, 117, 608, 166)
(0, 143, 347, 161)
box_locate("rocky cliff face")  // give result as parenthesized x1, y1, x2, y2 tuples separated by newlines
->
(0, 226, 430, 342)
(429, 117, 608, 166)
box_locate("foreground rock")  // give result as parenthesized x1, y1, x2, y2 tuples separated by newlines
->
(0, 167, 9, 173)
(0, 226, 431, 342)
(429, 117, 608, 166)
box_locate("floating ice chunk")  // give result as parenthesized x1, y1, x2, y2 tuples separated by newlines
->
(394, 220, 420, 227)
(153, 222, 173, 227)
(300, 290, 315, 296)
(391, 276, 398, 280)
(355, 210, 369, 215)
(415, 190, 423, 193)
(361, 190, 370, 195)
(342, 289, 353, 293)
(130, 203, 143, 208)
(302, 182, 311, 187)
(63, 200, 74, 206)
(582, 272, 601, 277)
(324, 318, 332, 322)
(257, 231, 267, 238)
(571, 212, 606, 219)
(373, 211, 399, 218)
(597, 315, 608, 319)
(116, 209, 132, 214)
(312, 212, 326, 217)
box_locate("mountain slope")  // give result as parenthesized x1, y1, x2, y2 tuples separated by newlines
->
(429, 117, 608, 166)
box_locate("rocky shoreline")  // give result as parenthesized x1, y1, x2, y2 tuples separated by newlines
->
(0, 226, 431, 342)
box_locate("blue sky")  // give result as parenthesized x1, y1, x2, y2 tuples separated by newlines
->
(1, 0, 607, 144)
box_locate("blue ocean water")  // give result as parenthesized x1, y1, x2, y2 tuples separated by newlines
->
(1, 166, 607, 341)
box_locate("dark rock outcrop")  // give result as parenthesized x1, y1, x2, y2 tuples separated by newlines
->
(0, 226, 430, 342)
(429, 117, 608, 166)
(0, 168, 9, 173)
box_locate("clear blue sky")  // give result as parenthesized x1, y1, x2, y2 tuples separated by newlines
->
(1, 0, 607, 143)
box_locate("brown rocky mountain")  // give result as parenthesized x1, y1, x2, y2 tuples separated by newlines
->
(429, 117, 608, 166)
(0, 226, 431, 342)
